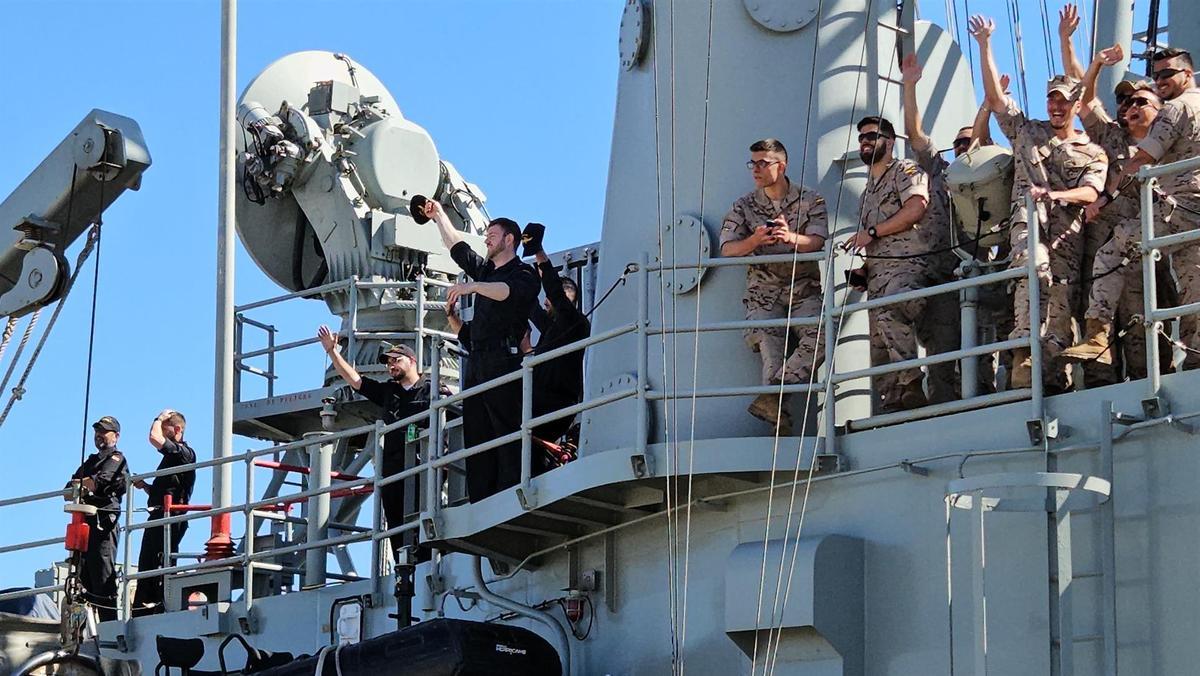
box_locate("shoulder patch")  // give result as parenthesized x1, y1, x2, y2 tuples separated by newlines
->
(902, 164, 919, 176)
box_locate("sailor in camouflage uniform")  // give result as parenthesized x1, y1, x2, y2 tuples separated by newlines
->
(901, 54, 962, 404)
(1112, 48, 1200, 365)
(721, 138, 828, 434)
(849, 116, 933, 412)
(971, 15, 1108, 391)
(1060, 45, 1166, 377)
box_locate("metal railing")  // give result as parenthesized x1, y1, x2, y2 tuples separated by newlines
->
(6, 158, 1200, 620)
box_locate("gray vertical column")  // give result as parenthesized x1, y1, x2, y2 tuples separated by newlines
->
(1094, 0, 1133, 110)
(212, 0, 237, 515)
(304, 432, 332, 588)
(1169, 2, 1200, 66)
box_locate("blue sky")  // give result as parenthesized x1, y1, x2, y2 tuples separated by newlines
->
(0, 0, 1159, 587)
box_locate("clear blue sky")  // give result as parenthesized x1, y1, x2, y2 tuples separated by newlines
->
(0, 0, 1159, 587)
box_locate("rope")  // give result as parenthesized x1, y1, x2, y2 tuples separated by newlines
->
(0, 311, 41, 413)
(79, 174, 104, 463)
(0, 318, 19, 366)
(676, 1, 716, 671)
(648, 5, 681, 670)
(0, 226, 101, 429)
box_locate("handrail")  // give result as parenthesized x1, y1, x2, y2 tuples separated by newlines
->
(8, 175, 1169, 617)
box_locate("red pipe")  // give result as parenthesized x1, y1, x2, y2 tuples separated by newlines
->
(253, 460, 362, 481)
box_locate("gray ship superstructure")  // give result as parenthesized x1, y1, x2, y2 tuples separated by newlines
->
(4, 1, 1200, 675)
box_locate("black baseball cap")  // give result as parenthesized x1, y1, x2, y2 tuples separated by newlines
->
(92, 416, 121, 433)
(410, 195, 431, 225)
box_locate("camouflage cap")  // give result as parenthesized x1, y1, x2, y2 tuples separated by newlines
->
(1114, 79, 1155, 97)
(1046, 75, 1082, 101)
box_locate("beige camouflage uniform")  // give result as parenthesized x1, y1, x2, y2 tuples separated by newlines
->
(1138, 87, 1200, 363)
(859, 159, 933, 409)
(995, 98, 1108, 389)
(720, 181, 829, 386)
(1079, 104, 1162, 379)
(911, 144, 962, 403)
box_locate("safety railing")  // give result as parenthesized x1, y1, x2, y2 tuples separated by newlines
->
(1139, 154, 1200, 397)
(232, 275, 455, 402)
(19, 166, 1200, 617)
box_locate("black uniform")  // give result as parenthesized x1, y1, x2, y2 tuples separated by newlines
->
(529, 260, 590, 449)
(132, 438, 195, 610)
(68, 446, 127, 621)
(450, 241, 539, 502)
(357, 376, 446, 557)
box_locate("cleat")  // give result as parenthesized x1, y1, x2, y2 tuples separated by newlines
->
(1060, 318, 1113, 365)
(748, 393, 793, 435)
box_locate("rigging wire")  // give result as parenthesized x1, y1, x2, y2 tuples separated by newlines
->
(676, 0, 717, 671)
(762, 2, 909, 671)
(648, 4, 682, 670)
(78, 172, 104, 463)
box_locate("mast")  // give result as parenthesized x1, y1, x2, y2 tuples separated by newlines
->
(1094, 0, 1133, 108)
(207, 0, 236, 559)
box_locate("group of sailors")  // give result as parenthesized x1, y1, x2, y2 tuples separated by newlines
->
(723, 5, 1200, 432)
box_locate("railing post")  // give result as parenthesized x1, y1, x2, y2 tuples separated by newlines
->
(960, 261, 980, 399)
(266, 324, 276, 398)
(303, 432, 332, 588)
(1141, 176, 1162, 396)
(426, 340, 444, 521)
(233, 314, 243, 404)
(1026, 193, 1044, 422)
(370, 420, 384, 600)
(636, 253, 649, 455)
(821, 242, 838, 456)
(244, 453, 255, 616)
(121, 475, 133, 622)
(519, 357, 535, 508)
(347, 276, 360, 364)
(415, 273, 426, 371)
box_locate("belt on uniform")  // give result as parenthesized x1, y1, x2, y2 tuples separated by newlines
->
(468, 338, 521, 354)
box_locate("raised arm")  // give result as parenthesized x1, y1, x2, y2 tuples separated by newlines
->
(970, 16, 1007, 114)
(148, 409, 174, 450)
(901, 54, 932, 152)
(317, 325, 363, 390)
(1081, 44, 1125, 108)
(424, 199, 463, 250)
(1058, 4, 1086, 80)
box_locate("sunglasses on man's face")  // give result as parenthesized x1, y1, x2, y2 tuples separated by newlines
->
(1128, 97, 1158, 109)
(952, 137, 973, 149)
(858, 131, 891, 143)
(1153, 67, 1188, 81)
(746, 159, 781, 170)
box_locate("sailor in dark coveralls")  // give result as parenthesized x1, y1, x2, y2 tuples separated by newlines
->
(521, 222, 591, 458)
(423, 198, 539, 502)
(317, 327, 448, 556)
(132, 409, 196, 612)
(66, 415, 127, 621)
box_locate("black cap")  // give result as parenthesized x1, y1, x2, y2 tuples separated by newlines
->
(410, 194, 431, 225)
(92, 416, 121, 434)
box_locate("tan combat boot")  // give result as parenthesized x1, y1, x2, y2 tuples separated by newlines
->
(1059, 319, 1113, 365)
(748, 393, 793, 436)
(1010, 347, 1033, 389)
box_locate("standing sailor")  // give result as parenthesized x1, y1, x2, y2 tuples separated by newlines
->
(425, 199, 540, 501)
(900, 54, 962, 403)
(131, 410, 195, 613)
(520, 222, 591, 451)
(720, 138, 828, 433)
(849, 117, 932, 412)
(1111, 48, 1200, 366)
(970, 15, 1108, 390)
(66, 415, 127, 622)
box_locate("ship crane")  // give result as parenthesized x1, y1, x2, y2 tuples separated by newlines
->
(0, 111, 150, 319)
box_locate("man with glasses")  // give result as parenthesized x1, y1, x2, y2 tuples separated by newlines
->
(66, 416, 127, 622)
(317, 328, 448, 556)
(970, 15, 1108, 392)
(720, 138, 828, 434)
(1110, 47, 1200, 367)
(848, 116, 934, 412)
